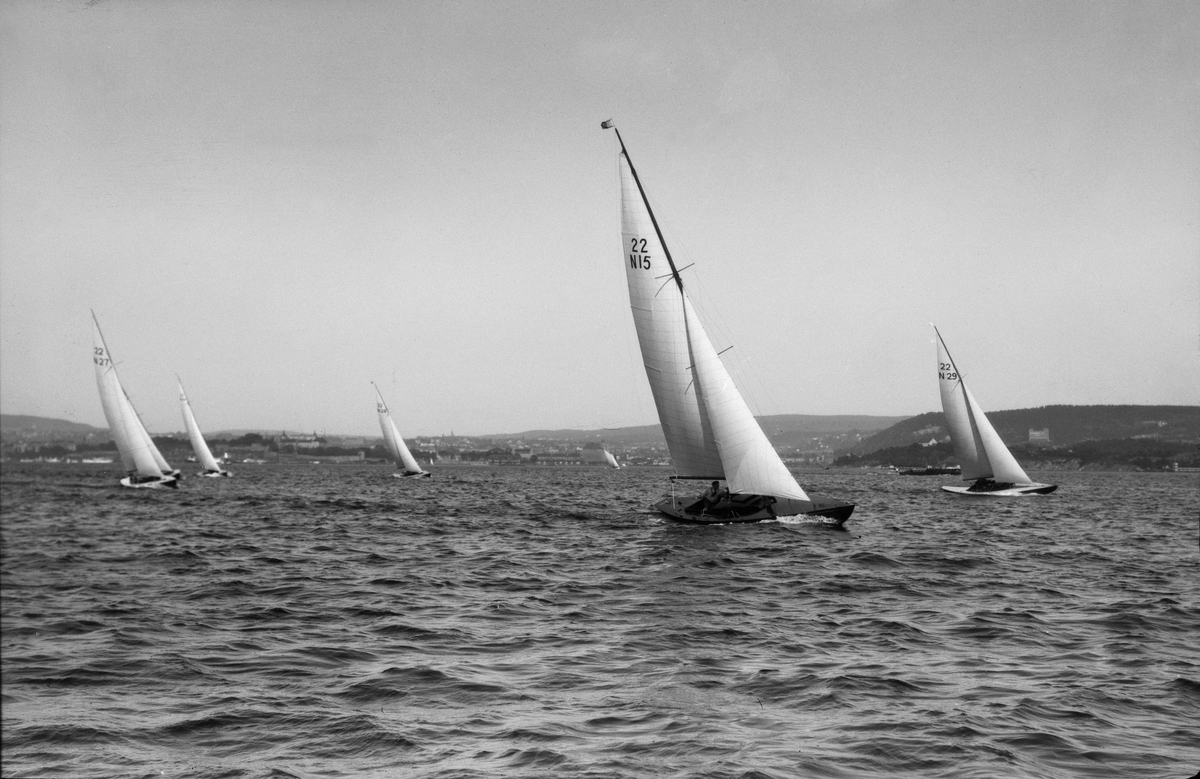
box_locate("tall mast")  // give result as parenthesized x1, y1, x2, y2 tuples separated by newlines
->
(603, 121, 685, 293)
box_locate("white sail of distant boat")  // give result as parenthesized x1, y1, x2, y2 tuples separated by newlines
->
(91, 311, 179, 489)
(373, 383, 430, 478)
(178, 378, 230, 477)
(603, 449, 620, 469)
(602, 120, 853, 525)
(934, 326, 1056, 496)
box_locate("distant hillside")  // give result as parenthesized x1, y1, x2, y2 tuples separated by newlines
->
(758, 414, 905, 447)
(1, 415, 102, 433)
(836, 438, 1200, 472)
(506, 414, 905, 447)
(845, 405, 1200, 455)
(1, 415, 104, 439)
(9, 407, 1193, 453)
(0, 412, 902, 449)
(500, 424, 664, 445)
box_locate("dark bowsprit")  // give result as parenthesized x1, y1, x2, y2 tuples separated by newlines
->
(653, 493, 854, 527)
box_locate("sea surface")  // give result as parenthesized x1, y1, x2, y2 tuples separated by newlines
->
(1, 463, 1197, 779)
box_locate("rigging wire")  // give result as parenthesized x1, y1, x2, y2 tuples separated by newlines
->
(653, 196, 787, 426)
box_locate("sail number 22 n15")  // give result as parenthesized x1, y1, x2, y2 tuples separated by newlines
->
(938, 362, 958, 381)
(629, 238, 651, 270)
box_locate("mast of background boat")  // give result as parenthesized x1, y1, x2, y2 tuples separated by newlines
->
(605, 122, 684, 294)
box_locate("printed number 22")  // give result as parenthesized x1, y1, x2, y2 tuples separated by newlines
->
(629, 238, 651, 270)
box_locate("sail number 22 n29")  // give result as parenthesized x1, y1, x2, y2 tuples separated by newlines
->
(938, 362, 958, 381)
(629, 238, 651, 270)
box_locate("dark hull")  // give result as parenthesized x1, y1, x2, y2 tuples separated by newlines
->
(653, 493, 853, 528)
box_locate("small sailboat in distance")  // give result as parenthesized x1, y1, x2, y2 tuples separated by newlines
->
(91, 311, 179, 489)
(178, 378, 230, 477)
(373, 383, 430, 478)
(934, 326, 1056, 496)
(602, 120, 853, 526)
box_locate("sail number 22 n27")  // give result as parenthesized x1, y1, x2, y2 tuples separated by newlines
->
(93, 348, 110, 368)
(629, 238, 651, 270)
(938, 362, 958, 381)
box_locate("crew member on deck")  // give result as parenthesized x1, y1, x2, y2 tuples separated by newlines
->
(703, 480, 726, 507)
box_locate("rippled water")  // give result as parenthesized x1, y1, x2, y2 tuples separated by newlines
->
(2, 463, 1197, 778)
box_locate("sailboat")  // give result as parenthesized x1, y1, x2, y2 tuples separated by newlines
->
(372, 383, 430, 478)
(91, 312, 180, 489)
(602, 121, 854, 526)
(178, 378, 230, 477)
(934, 326, 1056, 496)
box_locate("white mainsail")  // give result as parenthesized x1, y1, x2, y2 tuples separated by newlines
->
(936, 331, 987, 479)
(373, 383, 426, 476)
(617, 149, 809, 501)
(91, 313, 173, 480)
(178, 379, 224, 473)
(935, 327, 1032, 485)
(619, 156, 723, 478)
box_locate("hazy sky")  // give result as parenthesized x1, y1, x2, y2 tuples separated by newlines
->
(2, 0, 1196, 437)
